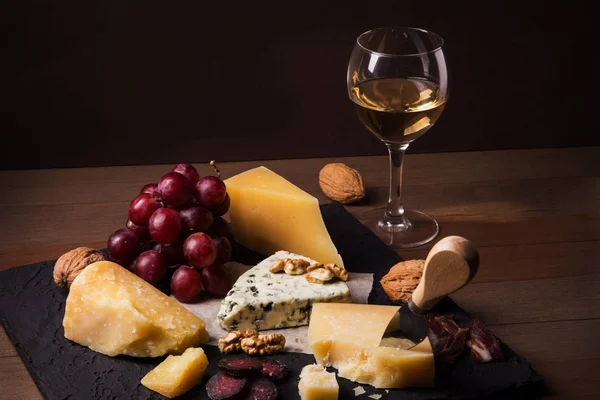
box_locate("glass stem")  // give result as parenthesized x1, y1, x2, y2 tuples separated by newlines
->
(384, 143, 410, 228)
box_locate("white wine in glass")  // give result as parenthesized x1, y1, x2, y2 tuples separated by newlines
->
(347, 27, 449, 248)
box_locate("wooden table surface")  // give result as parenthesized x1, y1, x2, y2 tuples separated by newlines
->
(1, 147, 599, 399)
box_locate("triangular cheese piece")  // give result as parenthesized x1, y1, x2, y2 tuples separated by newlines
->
(217, 251, 351, 331)
(224, 166, 344, 266)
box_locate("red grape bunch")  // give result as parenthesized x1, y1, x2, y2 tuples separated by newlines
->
(106, 162, 234, 303)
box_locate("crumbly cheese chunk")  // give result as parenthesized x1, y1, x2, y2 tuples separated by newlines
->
(141, 347, 209, 398)
(217, 251, 351, 331)
(63, 261, 208, 357)
(299, 364, 339, 400)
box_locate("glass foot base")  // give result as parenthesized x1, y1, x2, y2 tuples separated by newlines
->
(360, 208, 439, 249)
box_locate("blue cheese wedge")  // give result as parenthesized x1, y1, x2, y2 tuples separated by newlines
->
(217, 251, 352, 331)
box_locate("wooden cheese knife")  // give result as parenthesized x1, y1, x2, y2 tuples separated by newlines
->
(381, 235, 479, 349)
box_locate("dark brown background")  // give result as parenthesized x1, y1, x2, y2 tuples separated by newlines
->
(1, 0, 596, 170)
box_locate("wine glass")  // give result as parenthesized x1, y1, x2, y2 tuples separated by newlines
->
(347, 27, 449, 248)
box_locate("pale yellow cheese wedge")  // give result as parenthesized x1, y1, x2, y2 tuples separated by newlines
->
(141, 347, 209, 398)
(298, 364, 339, 400)
(63, 261, 209, 357)
(224, 166, 344, 266)
(308, 303, 435, 389)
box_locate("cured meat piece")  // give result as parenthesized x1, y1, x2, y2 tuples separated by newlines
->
(427, 314, 469, 364)
(206, 372, 249, 400)
(218, 357, 263, 378)
(245, 378, 278, 400)
(261, 359, 289, 382)
(468, 318, 504, 362)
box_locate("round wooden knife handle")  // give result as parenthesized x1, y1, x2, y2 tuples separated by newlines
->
(410, 235, 479, 313)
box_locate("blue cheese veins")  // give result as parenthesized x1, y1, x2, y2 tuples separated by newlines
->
(217, 251, 352, 331)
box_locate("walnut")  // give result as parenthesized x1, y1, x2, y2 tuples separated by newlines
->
(324, 263, 349, 282)
(305, 267, 335, 284)
(269, 258, 309, 275)
(218, 330, 285, 355)
(53, 247, 105, 289)
(241, 334, 286, 356)
(269, 260, 285, 273)
(380, 259, 425, 304)
(218, 330, 258, 353)
(319, 163, 366, 204)
(306, 263, 323, 272)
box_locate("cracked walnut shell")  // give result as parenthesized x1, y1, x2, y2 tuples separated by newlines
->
(53, 247, 105, 289)
(380, 259, 425, 304)
(319, 163, 365, 204)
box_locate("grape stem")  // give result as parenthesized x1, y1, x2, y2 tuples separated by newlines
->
(210, 160, 220, 178)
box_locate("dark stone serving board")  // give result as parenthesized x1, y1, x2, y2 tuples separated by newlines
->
(0, 203, 545, 399)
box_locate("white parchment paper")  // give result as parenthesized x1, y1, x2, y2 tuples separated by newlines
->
(175, 262, 374, 354)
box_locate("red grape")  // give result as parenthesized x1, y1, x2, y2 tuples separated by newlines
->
(107, 228, 141, 265)
(153, 240, 186, 265)
(158, 172, 193, 207)
(134, 250, 168, 284)
(201, 264, 232, 297)
(140, 183, 159, 198)
(171, 265, 204, 302)
(128, 193, 161, 226)
(208, 193, 230, 217)
(183, 232, 216, 268)
(194, 176, 227, 208)
(171, 163, 200, 186)
(180, 205, 213, 233)
(149, 208, 182, 244)
(213, 236, 232, 264)
(209, 217, 233, 239)
(126, 219, 151, 241)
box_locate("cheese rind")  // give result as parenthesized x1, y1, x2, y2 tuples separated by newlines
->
(217, 251, 351, 331)
(141, 347, 209, 398)
(308, 303, 435, 389)
(298, 364, 339, 400)
(63, 261, 209, 357)
(224, 166, 343, 266)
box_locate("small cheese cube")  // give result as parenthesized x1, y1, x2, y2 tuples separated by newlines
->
(308, 303, 435, 389)
(298, 364, 339, 400)
(141, 347, 209, 398)
(63, 261, 209, 357)
(224, 166, 343, 266)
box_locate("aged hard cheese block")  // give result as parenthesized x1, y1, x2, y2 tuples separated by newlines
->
(217, 251, 351, 331)
(298, 364, 339, 400)
(63, 261, 209, 357)
(308, 303, 435, 389)
(224, 166, 344, 266)
(141, 347, 209, 398)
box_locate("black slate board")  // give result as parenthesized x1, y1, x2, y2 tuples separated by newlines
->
(0, 203, 545, 399)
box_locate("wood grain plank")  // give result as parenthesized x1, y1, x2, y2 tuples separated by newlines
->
(537, 358, 600, 399)
(0, 355, 43, 399)
(0, 327, 16, 358)
(0, 175, 597, 248)
(1, 147, 598, 207)
(491, 319, 600, 363)
(451, 275, 600, 325)
(398, 241, 600, 284)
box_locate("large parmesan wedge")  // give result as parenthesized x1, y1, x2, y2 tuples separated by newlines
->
(63, 261, 208, 357)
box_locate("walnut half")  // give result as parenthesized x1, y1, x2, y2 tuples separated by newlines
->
(269, 258, 310, 275)
(218, 330, 285, 355)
